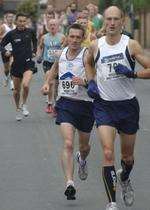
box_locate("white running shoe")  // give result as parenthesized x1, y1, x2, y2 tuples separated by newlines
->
(22, 104, 29, 117)
(16, 109, 22, 121)
(9, 79, 14, 90)
(76, 151, 88, 180)
(117, 168, 134, 206)
(45, 95, 49, 103)
(106, 202, 119, 210)
(3, 76, 9, 87)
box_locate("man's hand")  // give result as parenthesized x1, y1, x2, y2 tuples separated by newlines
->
(32, 53, 36, 58)
(114, 63, 136, 78)
(72, 76, 85, 86)
(41, 83, 49, 95)
(5, 51, 11, 57)
(87, 80, 100, 99)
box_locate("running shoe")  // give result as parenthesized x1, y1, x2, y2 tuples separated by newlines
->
(16, 109, 22, 121)
(76, 151, 88, 180)
(106, 202, 119, 210)
(51, 106, 57, 117)
(117, 168, 134, 206)
(45, 104, 53, 113)
(3, 76, 9, 87)
(22, 104, 30, 117)
(64, 185, 76, 200)
(9, 79, 14, 90)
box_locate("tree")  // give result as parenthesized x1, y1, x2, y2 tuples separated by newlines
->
(133, 0, 150, 11)
(99, 0, 113, 13)
(17, 0, 38, 21)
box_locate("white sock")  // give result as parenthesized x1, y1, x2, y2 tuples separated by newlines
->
(78, 152, 86, 165)
(66, 180, 74, 187)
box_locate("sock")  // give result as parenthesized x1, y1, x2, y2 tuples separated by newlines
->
(121, 160, 134, 181)
(102, 166, 117, 203)
(48, 101, 53, 105)
(66, 180, 74, 187)
(78, 153, 86, 165)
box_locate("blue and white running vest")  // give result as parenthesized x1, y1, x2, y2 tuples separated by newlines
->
(58, 47, 92, 102)
(95, 35, 136, 101)
(43, 32, 63, 62)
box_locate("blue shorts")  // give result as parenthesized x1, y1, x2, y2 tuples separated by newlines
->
(93, 97, 140, 134)
(55, 97, 94, 133)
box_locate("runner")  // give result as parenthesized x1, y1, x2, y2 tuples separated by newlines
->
(1, 13, 37, 121)
(84, 6, 150, 210)
(37, 18, 65, 114)
(41, 23, 94, 200)
(0, 10, 16, 90)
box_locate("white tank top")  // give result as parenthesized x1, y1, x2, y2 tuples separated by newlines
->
(3, 23, 15, 35)
(95, 35, 136, 101)
(3, 23, 16, 51)
(58, 47, 92, 101)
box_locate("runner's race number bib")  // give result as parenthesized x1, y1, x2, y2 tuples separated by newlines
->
(59, 80, 78, 95)
(47, 49, 60, 61)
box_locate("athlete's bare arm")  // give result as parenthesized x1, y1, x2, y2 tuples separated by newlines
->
(0, 25, 5, 41)
(129, 39, 150, 78)
(41, 62, 59, 94)
(36, 35, 44, 57)
(84, 40, 98, 81)
(46, 62, 58, 83)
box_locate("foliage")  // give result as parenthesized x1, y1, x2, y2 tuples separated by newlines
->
(133, 0, 150, 11)
(99, 0, 150, 13)
(17, 0, 38, 20)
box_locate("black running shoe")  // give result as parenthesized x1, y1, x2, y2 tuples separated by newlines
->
(64, 185, 76, 200)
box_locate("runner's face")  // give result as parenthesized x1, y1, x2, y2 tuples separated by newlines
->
(67, 29, 84, 50)
(104, 8, 123, 36)
(6, 14, 15, 24)
(16, 16, 27, 30)
(48, 22, 58, 34)
(78, 18, 88, 29)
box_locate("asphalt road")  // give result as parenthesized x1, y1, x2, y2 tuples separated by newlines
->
(0, 56, 150, 210)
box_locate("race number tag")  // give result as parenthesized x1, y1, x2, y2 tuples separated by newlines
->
(47, 49, 60, 61)
(59, 80, 78, 95)
(103, 62, 125, 81)
(47, 49, 55, 58)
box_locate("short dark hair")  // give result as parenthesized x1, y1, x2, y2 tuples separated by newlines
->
(16, 13, 28, 20)
(46, 11, 55, 18)
(4, 10, 15, 15)
(67, 23, 85, 37)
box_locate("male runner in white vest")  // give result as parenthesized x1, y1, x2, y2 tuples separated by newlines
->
(41, 23, 94, 200)
(85, 6, 150, 210)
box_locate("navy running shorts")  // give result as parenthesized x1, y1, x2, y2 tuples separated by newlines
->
(93, 97, 140, 134)
(55, 97, 94, 133)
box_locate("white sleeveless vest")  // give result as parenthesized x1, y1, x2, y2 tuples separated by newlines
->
(3, 23, 16, 51)
(95, 35, 136, 101)
(3, 23, 16, 35)
(58, 47, 92, 101)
